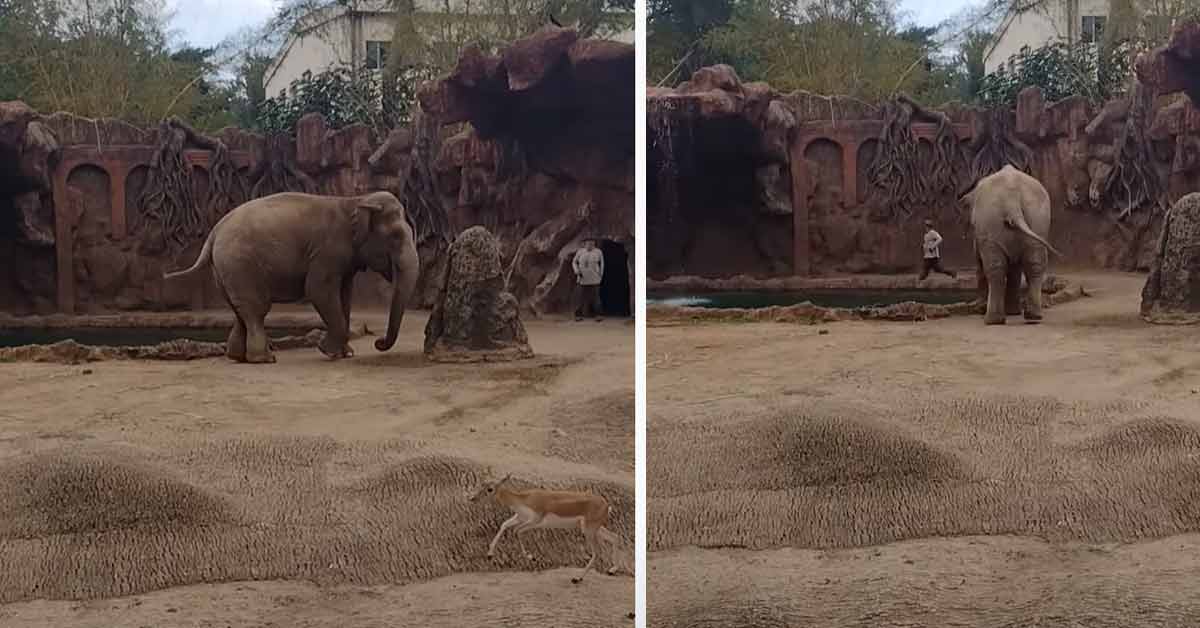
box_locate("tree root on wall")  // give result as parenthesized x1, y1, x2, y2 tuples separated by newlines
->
(404, 111, 452, 246)
(248, 133, 317, 199)
(967, 108, 1033, 184)
(866, 94, 966, 221)
(135, 117, 246, 254)
(1102, 83, 1168, 221)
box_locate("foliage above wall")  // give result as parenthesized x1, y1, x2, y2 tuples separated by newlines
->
(257, 64, 437, 136)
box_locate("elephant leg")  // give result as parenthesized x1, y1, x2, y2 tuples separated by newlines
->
(307, 272, 351, 359)
(226, 317, 247, 362)
(340, 274, 355, 357)
(216, 277, 248, 362)
(242, 306, 275, 364)
(1004, 264, 1023, 316)
(978, 240, 1008, 325)
(1023, 249, 1048, 323)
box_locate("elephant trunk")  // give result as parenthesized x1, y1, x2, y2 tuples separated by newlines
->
(374, 242, 420, 352)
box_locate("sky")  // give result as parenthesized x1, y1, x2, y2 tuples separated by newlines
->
(165, 0, 980, 51)
(902, 0, 976, 29)
(166, 0, 278, 48)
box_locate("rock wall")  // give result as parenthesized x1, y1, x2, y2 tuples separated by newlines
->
(420, 26, 634, 315)
(648, 64, 1200, 279)
(0, 28, 632, 317)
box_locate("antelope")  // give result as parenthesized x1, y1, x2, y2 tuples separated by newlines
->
(469, 473, 622, 583)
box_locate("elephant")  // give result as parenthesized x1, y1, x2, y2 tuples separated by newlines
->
(959, 165, 1063, 325)
(164, 191, 419, 363)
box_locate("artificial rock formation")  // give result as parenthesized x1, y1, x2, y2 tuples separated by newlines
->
(649, 62, 1200, 280)
(419, 25, 634, 315)
(424, 226, 533, 363)
(0, 27, 632, 318)
(1141, 192, 1200, 323)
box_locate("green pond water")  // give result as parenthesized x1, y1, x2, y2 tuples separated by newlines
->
(0, 327, 311, 348)
(646, 289, 977, 310)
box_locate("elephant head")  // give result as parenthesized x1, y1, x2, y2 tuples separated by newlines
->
(349, 191, 420, 352)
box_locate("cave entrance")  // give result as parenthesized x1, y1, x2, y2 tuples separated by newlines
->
(599, 239, 631, 317)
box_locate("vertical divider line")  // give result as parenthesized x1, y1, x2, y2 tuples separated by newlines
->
(634, 0, 648, 624)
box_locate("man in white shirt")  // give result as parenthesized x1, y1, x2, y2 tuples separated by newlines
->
(572, 238, 605, 321)
(919, 219, 957, 280)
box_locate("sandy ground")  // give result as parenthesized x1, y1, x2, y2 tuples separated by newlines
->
(0, 309, 634, 627)
(648, 272, 1200, 627)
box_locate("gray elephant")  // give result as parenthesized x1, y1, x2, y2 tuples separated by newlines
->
(959, 165, 1063, 325)
(165, 191, 419, 363)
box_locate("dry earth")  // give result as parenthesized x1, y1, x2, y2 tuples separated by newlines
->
(0, 309, 634, 627)
(648, 272, 1200, 627)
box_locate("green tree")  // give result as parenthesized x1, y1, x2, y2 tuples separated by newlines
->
(698, 0, 931, 101)
(647, 0, 735, 85)
(0, 0, 228, 128)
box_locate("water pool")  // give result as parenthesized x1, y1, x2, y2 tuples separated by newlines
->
(646, 289, 977, 310)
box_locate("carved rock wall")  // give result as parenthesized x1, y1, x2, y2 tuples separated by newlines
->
(648, 65, 1200, 279)
(420, 26, 634, 315)
(0, 27, 631, 316)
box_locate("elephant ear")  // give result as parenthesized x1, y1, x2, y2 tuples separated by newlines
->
(348, 193, 388, 247)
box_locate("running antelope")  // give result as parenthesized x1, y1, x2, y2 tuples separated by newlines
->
(469, 473, 621, 583)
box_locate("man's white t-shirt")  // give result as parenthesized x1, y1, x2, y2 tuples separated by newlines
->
(573, 247, 605, 286)
(923, 229, 943, 259)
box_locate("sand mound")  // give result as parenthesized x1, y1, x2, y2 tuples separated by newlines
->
(650, 405, 972, 498)
(547, 390, 635, 471)
(649, 396, 1200, 551)
(0, 454, 237, 537)
(0, 436, 633, 603)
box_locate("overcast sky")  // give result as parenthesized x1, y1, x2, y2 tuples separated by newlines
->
(166, 0, 278, 48)
(166, 0, 979, 49)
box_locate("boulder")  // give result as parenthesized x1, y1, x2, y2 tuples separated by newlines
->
(1141, 193, 1200, 323)
(424, 226, 533, 362)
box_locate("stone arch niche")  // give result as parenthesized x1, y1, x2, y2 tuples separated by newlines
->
(50, 144, 254, 313)
(856, 138, 879, 206)
(65, 164, 118, 313)
(795, 137, 844, 275)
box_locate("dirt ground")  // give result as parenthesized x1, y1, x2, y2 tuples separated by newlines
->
(648, 271, 1200, 627)
(0, 309, 634, 627)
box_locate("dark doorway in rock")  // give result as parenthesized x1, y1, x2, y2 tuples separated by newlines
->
(599, 239, 631, 317)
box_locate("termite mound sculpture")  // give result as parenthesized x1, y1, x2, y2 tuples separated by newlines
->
(424, 226, 533, 363)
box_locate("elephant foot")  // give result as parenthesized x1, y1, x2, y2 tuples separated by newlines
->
(984, 315, 1006, 325)
(226, 352, 247, 363)
(317, 336, 350, 359)
(246, 353, 277, 364)
(1024, 312, 1044, 323)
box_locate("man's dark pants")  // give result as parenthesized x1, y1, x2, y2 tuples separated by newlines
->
(576, 284, 601, 318)
(919, 257, 956, 280)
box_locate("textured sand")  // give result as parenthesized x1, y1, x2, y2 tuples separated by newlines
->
(649, 272, 1200, 626)
(0, 309, 633, 626)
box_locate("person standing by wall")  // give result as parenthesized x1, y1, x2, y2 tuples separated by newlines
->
(573, 238, 605, 321)
(919, 219, 957, 280)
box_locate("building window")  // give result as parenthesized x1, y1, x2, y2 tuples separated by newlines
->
(366, 40, 388, 70)
(1081, 15, 1106, 44)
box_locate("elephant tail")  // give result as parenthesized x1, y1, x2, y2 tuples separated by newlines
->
(1006, 211, 1064, 258)
(163, 229, 215, 280)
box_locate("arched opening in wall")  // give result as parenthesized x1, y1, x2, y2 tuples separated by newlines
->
(598, 239, 631, 317)
(67, 164, 115, 313)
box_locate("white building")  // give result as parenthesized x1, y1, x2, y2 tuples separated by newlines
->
(983, 0, 1112, 74)
(263, 0, 635, 98)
